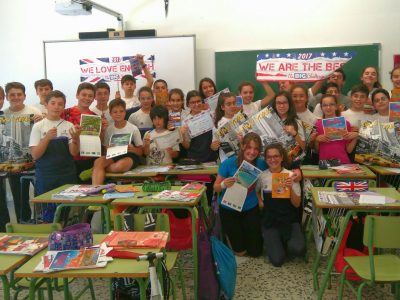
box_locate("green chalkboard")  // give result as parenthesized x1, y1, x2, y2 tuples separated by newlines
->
(215, 44, 380, 100)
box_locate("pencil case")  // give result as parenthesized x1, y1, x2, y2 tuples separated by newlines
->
(48, 223, 93, 250)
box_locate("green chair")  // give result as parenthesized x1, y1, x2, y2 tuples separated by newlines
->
(6, 223, 96, 300)
(114, 213, 186, 300)
(338, 215, 400, 300)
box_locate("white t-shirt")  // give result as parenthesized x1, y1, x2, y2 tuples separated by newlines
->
(29, 118, 74, 146)
(33, 103, 47, 115)
(296, 109, 319, 125)
(104, 122, 143, 147)
(90, 105, 113, 124)
(145, 129, 179, 165)
(122, 96, 140, 109)
(243, 100, 262, 117)
(371, 113, 389, 123)
(341, 109, 370, 128)
(256, 168, 301, 198)
(128, 109, 153, 129)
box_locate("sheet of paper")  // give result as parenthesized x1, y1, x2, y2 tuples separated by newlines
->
(184, 111, 214, 138)
(383, 167, 400, 173)
(80, 135, 101, 157)
(358, 194, 386, 205)
(106, 133, 132, 159)
(221, 183, 247, 212)
(153, 129, 182, 150)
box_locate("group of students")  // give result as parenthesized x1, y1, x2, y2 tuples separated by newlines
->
(1, 62, 400, 267)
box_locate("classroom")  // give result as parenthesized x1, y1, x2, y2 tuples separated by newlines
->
(1, 0, 400, 299)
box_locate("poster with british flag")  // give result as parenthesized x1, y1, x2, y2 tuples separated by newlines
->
(256, 51, 355, 82)
(79, 55, 155, 84)
(334, 180, 369, 192)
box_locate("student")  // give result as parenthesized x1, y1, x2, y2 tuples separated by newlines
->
(63, 82, 99, 177)
(355, 66, 382, 114)
(91, 82, 113, 123)
(315, 94, 358, 164)
(167, 88, 189, 130)
(117, 54, 154, 109)
(291, 84, 319, 126)
(128, 86, 154, 134)
(3, 82, 42, 222)
(309, 69, 351, 111)
(92, 99, 143, 185)
(0, 86, 8, 231)
(390, 66, 400, 99)
(313, 82, 346, 118)
(181, 90, 217, 163)
(198, 77, 217, 99)
(29, 90, 80, 221)
(278, 81, 295, 93)
(341, 84, 370, 130)
(153, 79, 168, 94)
(256, 143, 305, 267)
(371, 88, 390, 123)
(33, 79, 53, 115)
(214, 132, 266, 258)
(143, 105, 179, 165)
(239, 81, 275, 116)
(152, 79, 169, 107)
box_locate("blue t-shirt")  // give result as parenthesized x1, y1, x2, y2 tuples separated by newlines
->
(218, 155, 267, 211)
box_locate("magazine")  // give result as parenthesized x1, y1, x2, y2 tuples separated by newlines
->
(322, 116, 347, 141)
(129, 56, 142, 77)
(106, 133, 132, 159)
(0, 235, 48, 256)
(168, 111, 182, 128)
(79, 114, 102, 157)
(221, 160, 263, 212)
(152, 190, 199, 202)
(153, 129, 182, 150)
(272, 173, 290, 198)
(183, 110, 214, 138)
(389, 102, 400, 122)
(101, 231, 169, 248)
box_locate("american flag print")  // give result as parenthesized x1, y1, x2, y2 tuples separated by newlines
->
(334, 180, 368, 192)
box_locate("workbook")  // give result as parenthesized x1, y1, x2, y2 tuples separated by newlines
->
(272, 173, 290, 198)
(322, 116, 347, 140)
(0, 235, 48, 256)
(101, 231, 168, 249)
(106, 133, 132, 159)
(79, 114, 102, 157)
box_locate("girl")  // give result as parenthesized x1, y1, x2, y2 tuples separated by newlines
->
(390, 66, 400, 100)
(143, 105, 179, 165)
(291, 84, 319, 126)
(239, 81, 275, 116)
(128, 86, 154, 132)
(167, 88, 189, 130)
(315, 94, 358, 164)
(214, 132, 266, 258)
(371, 88, 390, 123)
(198, 77, 217, 99)
(256, 143, 305, 267)
(358, 66, 382, 114)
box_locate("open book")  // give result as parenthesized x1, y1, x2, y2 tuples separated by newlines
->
(0, 235, 48, 256)
(80, 114, 102, 157)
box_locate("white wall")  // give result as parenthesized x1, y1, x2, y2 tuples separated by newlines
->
(1, 0, 399, 106)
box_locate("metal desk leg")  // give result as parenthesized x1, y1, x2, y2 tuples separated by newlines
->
(1, 275, 10, 300)
(28, 277, 38, 300)
(137, 278, 147, 300)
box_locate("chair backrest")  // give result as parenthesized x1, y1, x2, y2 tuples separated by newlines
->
(363, 215, 400, 249)
(114, 213, 170, 234)
(6, 223, 62, 233)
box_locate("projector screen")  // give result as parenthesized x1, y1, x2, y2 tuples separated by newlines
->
(44, 35, 196, 108)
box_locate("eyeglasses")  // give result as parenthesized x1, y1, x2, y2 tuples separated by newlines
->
(266, 155, 281, 160)
(321, 103, 337, 107)
(373, 96, 389, 103)
(189, 100, 202, 105)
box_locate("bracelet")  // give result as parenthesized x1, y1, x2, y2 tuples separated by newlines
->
(221, 181, 226, 190)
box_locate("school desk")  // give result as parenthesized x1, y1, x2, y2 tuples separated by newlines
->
(366, 165, 400, 187)
(14, 235, 162, 300)
(301, 165, 377, 187)
(111, 185, 207, 300)
(32, 185, 113, 233)
(0, 233, 49, 300)
(310, 187, 400, 300)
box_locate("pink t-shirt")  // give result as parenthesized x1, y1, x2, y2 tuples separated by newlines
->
(315, 118, 352, 164)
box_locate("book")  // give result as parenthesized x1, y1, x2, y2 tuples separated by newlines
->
(79, 114, 102, 157)
(155, 90, 169, 106)
(391, 88, 400, 102)
(180, 183, 204, 191)
(168, 111, 182, 128)
(389, 102, 400, 122)
(51, 184, 116, 200)
(101, 231, 168, 249)
(152, 190, 199, 202)
(0, 235, 48, 256)
(129, 56, 142, 77)
(106, 133, 132, 159)
(322, 116, 347, 140)
(103, 192, 135, 200)
(272, 173, 291, 198)
(49, 247, 101, 271)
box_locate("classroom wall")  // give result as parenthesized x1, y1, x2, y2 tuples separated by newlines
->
(0, 0, 399, 106)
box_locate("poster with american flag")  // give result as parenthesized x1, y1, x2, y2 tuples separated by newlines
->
(334, 180, 368, 192)
(256, 51, 355, 82)
(79, 55, 155, 84)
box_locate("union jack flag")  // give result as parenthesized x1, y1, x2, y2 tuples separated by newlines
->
(334, 180, 368, 192)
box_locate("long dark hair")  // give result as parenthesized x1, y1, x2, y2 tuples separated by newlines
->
(271, 91, 299, 131)
(264, 143, 289, 169)
(214, 92, 236, 127)
(198, 77, 216, 99)
(237, 132, 262, 167)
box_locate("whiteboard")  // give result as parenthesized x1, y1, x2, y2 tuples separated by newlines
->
(44, 35, 196, 108)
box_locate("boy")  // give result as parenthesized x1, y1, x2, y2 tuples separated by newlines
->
(91, 82, 113, 123)
(341, 84, 370, 129)
(3, 82, 42, 222)
(92, 98, 143, 185)
(33, 79, 53, 115)
(29, 90, 80, 221)
(116, 54, 153, 109)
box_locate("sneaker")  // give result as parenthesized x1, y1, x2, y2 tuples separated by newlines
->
(79, 168, 93, 181)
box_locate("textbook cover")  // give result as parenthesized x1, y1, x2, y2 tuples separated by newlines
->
(168, 111, 182, 128)
(389, 102, 400, 122)
(155, 90, 169, 106)
(391, 88, 400, 102)
(79, 114, 102, 157)
(322, 116, 347, 140)
(101, 231, 168, 249)
(0, 235, 48, 256)
(106, 133, 132, 159)
(48, 247, 101, 271)
(272, 173, 291, 198)
(129, 56, 142, 77)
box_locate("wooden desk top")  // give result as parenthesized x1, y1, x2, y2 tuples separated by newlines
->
(301, 165, 376, 179)
(311, 187, 400, 209)
(14, 235, 157, 279)
(367, 165, 400, 176)
(32, 185, 114, 204)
